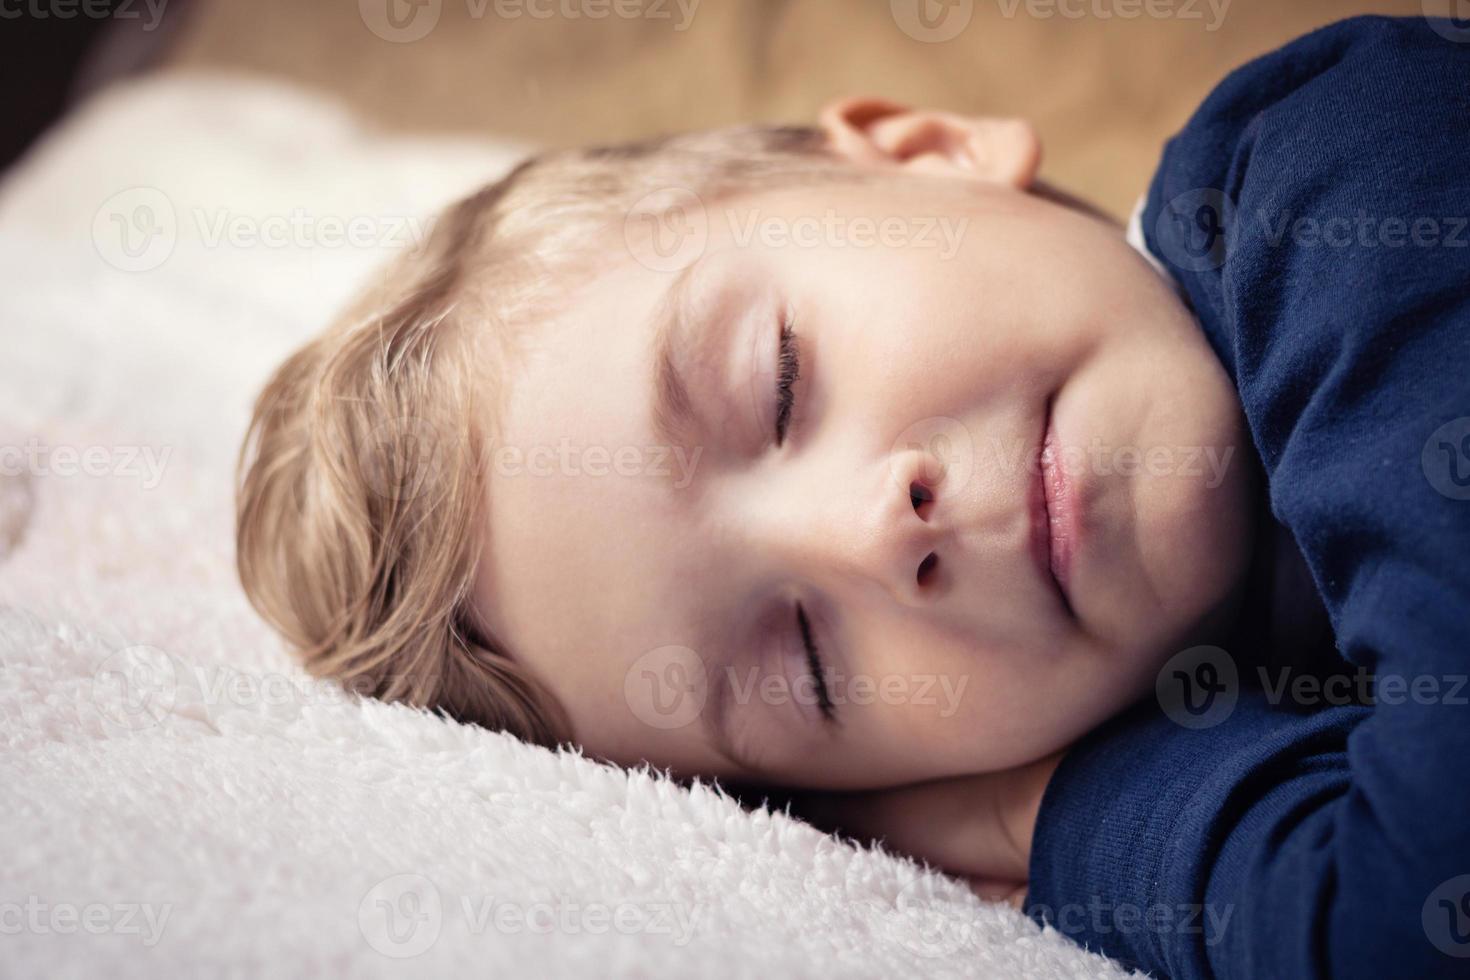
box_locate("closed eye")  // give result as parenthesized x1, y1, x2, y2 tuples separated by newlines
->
(773, 317, 800, 446)
(796, 602, 836, 722)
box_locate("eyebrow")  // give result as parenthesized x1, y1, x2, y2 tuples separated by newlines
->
(702, 656, 748, 772)
(649, 262, 703, 454)
(644, 263, 758, 775)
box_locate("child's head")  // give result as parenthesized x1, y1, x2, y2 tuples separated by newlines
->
(237, 98, 1255, 791)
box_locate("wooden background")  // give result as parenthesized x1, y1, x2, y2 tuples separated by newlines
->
(162, 0, 1436, 217)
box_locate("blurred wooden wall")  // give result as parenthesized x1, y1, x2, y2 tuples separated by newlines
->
(163, 0, 1436, 216)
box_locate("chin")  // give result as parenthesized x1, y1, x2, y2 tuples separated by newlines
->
(1141, 459, 1257, 656)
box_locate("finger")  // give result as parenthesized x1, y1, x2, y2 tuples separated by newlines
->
(793, 778, 1027, 883)
(964, 876, 1028, 908)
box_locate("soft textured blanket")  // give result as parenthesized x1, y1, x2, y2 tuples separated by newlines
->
(0, 74, 1136, 980)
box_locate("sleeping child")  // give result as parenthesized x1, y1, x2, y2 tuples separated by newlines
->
(234, 15, 1470, 978)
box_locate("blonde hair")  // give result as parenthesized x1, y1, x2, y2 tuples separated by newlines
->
(235, 124, 869, 746)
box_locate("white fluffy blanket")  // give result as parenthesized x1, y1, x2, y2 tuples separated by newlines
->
(0, 75, 1137, 980)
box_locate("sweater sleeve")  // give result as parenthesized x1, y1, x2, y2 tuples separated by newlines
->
(1024, 17, 1470, 980)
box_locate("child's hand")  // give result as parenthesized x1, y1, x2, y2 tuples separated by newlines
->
(790, 752, 1064, 907)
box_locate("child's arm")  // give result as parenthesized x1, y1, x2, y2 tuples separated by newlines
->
(790, 753, 1061, 902)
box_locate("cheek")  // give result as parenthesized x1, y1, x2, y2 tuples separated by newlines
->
(814, 251, 1084, 427)
(842, 607, 1155, 776)
(835, 614, 1024, 771)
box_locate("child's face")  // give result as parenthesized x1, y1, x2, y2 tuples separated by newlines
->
(473, 125, 1254, 790)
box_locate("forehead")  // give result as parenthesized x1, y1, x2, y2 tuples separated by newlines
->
(469, 237, 707, 726)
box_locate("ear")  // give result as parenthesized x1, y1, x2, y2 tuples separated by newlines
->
(818, 96, 1042, 189)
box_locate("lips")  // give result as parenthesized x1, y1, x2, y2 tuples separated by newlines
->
(1030, 400, 1079, 617)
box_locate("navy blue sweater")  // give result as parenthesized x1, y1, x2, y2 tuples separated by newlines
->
(1024, 17, 1470, 980)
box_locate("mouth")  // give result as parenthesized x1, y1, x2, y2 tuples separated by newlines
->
(1030, 397, 1079, 619)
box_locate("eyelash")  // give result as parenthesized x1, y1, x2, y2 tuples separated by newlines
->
(796, 603, 836, 721)
(773, 318, 800, 446)
(770, 317, 829, 722)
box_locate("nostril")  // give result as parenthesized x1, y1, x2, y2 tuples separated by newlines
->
(910, 481, 935, 519)
(917, 551, 939, 588)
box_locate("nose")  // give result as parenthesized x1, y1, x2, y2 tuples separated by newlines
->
(759, 446, 947, 606)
